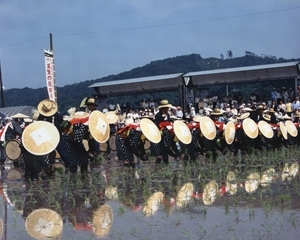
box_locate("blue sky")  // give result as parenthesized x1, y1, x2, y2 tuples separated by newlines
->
(1, 0, 299, 89)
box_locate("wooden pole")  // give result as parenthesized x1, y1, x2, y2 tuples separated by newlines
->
(0, 60, 5, 107)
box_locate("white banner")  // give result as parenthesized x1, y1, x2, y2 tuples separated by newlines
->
(44, 49, 56, 102)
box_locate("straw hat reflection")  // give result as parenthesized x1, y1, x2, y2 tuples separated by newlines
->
(261, 168, 275, 187)
(202, 181, 218, 205)
(176, 183, 194, 208)
(226, 171, 237, 195)
(282, 162, 299, 181)
(105, 187, 118, 200)
(143, 191, 164, 216)
(245, 173, 260, 193)
(25, 208, 63, 240)
(93, 205, 113, 237)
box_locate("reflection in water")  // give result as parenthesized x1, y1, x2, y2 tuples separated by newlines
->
(282, 162, 299, 181)
(261, 168, 276, 187)
(92, 205, 113, 237)
(25, 208, 63, 239)
(143, 191, 164, 217)
(202, 180, 218, 205)
(0, 155, 299, 239)
(225, 171, 237, 195)
(245, 172, 260, 193)
(176, 183, 194, 208)
(105, 186, 118, 200)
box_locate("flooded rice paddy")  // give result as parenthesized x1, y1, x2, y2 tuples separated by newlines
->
(0, 147, 300, 240)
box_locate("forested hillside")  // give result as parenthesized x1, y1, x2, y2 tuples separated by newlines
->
(3, 52, 299, 114)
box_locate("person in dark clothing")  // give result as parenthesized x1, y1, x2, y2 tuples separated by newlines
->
(268, 108, 278, 124)
(152, 100, 180, 166)
(36, 99, 68, 172)
(250, 105, 265, 123)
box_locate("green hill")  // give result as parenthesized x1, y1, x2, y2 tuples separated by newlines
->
(3, 52, 299, 114)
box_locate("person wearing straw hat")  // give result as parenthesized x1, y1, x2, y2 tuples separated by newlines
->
(210, 108, 227, 156)
(268, 108, 278, 124)
(152, 100, 180, 167)
(250, 105, 265, 123)
(1, 116, 23, 169)
(60, 119, 90, 179)
(115, 120, 147, 179)
(85, 97, 100, 156)
(36, 99, 69, 173)
(233, 111, 256, 157)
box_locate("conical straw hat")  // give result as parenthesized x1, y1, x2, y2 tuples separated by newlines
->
(143, 191, 164, 216)
(105, 111, 119, 124)
(237, 112, 250, 120)
(25, 208, 63, 239)
(226, 171, 237, 195)
(139, 118, 161, 143)
(242, 118, 258, 139)
(173, 120, 192, 144)
(245, 172, 260, 193)
(258, 121, 274, 139)
(93, 205, 113, 237)
(177, 183, 194, 207)
(80, 97, 88, 108)
(5, 139, 22, 161)
(199, 116, 216, 140)
(22, 121, 60, 155)
(285, 120, 298, 137)
(224, 121, 236, 145)
(7, 169, 22, 181)
(68, 111, 90, 125)
(37, 99, 58, 117)
(125, 117, 134, 126)
(279, 122, 288, 140)
(10, 113, 30, 118)
(89, 110, 110, 143)
(202, 180, 218, 205)
(193, 114, 204, 123)
(261, 168, 275, 187)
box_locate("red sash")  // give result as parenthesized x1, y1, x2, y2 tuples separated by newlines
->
(159, 121, 174, 133)
(214, 121, 224, 131)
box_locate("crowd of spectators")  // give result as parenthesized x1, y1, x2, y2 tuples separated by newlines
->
(98, 86, 300, 123)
